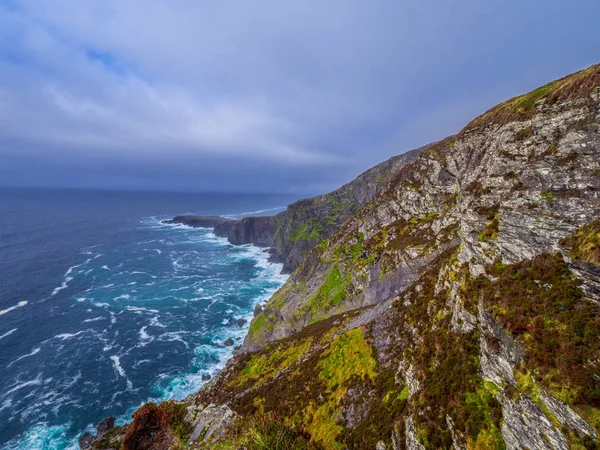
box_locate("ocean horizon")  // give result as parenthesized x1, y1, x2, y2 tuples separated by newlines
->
(0, 188, 298, 449)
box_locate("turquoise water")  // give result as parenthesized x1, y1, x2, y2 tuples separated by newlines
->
(0, 189, 295, 449)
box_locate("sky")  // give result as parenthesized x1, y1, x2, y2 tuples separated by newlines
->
(0, 1, 599, 195)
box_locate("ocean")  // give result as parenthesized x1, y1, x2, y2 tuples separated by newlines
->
(0, 188, 297, 449)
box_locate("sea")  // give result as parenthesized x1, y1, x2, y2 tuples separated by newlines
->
(0, 188, 298, 450)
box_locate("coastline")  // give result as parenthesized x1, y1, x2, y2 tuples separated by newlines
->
(108, 224, 288, 424)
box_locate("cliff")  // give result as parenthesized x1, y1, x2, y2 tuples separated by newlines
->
(209, 148, 422, 272)
(85, 64, 600, 450)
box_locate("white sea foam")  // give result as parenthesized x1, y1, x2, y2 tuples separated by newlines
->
(54, 331, 86, 340)
(51, 257, 99, 296)
(0, 300, 28, 316)
(139, 326, 151, 341)
(149, 316, 166, 328)
(0, 328, 17, 340)
(83, 316, 104, 323)
(127, 271, 156, 278)
(7, 347, 41, 367)
(113, 294, 131, 301)
(101, 265, 110, 270)
(110, 355, 133, 390)
(3, 375, 44, 397)
(158, 331, 190, 349)
(0, 422, 77, 450)
(125, 306, 159, 314)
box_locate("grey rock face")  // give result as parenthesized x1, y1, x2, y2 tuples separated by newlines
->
(405, 415, 425, 450)
(478, 301, 524, 386)
(186, 404, 236, 445)
(78, 432, 95, 450)
(539, 390, 596, 438)
(215, 216, 275, 247)
(499, 393, 569, 450)
(95, 417, 114, 440)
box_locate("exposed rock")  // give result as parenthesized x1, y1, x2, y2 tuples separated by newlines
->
(539, 390, 596, 438)
(78, 431, 95, 450)
(236, 318, 247, 328)
(95, 417, 114, 440)
(162, 215, 234, 228)
(405, 415, 425, 450)
(499, 393, 568, 450)
(201, 374, 211, 381)
(223, 338, 234, 347)
(187, 404, 235, 445)
(478, 300, 524, 386)
(214, 216, 275, 247)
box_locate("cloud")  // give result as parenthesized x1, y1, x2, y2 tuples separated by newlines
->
(0, 0, 599, 192)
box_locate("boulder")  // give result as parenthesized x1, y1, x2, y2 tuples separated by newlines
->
(223, 338, 234, 346)
(96, 416, 115, 439)
(78, 431, 95, 450)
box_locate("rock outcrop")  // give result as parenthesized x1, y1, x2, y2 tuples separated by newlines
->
(84, 63, 600, 450)
(162, 215, 234, 228)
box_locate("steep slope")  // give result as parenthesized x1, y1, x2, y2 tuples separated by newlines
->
(212, 147, 423, 273)
(86, 64, 600, 450)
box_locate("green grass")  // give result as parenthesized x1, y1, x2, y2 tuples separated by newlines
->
(232, 338, 313, 387)
(290, 218, 324, 242)
(478, 213, 499, 241)
(308, 266, 351, 314)
(303, 328, 377, 449)
(248, 314, 269, 339)
(560, 219, 600, 265)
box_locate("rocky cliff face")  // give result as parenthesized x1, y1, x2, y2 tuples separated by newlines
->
(88, 64, 600, 450)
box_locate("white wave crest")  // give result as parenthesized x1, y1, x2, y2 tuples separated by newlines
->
(0, 300, 28, 316)
(125, 306, 159, 314)
(83, 316, 104, 323)
(110, 355, 133, 390)
(0, 328, 17, 340)
(7, 347, 41, 368)
(54, 330, 86, 340)
(51, 256, 99, 296)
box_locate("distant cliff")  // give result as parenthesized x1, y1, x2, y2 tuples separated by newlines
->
(168, 148, 423, 273)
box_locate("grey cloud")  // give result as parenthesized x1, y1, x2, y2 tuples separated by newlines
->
(1, 0, 599, 192)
